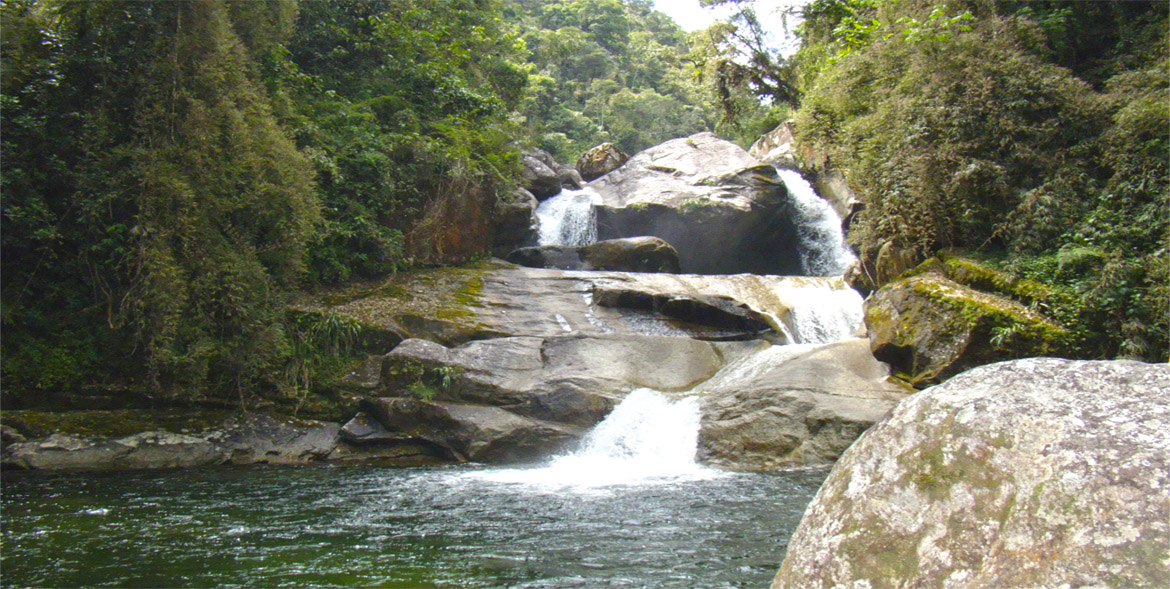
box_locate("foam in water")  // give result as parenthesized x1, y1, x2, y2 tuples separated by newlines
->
(781, 285, 864, 344)
(466, 389, 721, 491)
(776, 169, 856, 277)
(535, 187, 601, 247)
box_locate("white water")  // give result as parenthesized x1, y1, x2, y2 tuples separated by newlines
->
(779, 284, 865, 344)
(536, 187, 601, 247)
(777, 169, 856, 277)
(466, 389, 721, 491)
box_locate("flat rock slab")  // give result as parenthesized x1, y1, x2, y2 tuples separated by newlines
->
(774, 357, 1170, 588)
(303, 263, 861, 348)
(2, 415, 342, 471)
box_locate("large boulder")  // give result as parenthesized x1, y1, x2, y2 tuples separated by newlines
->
(379, 334, 727, 429)
(368, 334, 903, 469)
(575, 142, 629, 181)
(506, 236, 681, 273)
(521, 149, 563, 199)
(590, 132, 801, 275)
(773, 358, 1170, 588)
(865, 258, 1074, 386)
(696, 338, 909, 470)
(361, 397, 582, 463)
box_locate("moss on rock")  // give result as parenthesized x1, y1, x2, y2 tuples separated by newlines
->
(866, 257, 1075, 386)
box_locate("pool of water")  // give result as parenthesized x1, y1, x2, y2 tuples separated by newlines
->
(1, 463, 826, 587)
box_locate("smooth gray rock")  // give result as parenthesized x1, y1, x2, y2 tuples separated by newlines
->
(696, 338, 909, 470)
(773, 358, 1170, 588)
(380, 334, 728, 430)
(3, 415, 342, 471)
(4, 432, 227, 470)
(506, 236, 681, 273)
(361, 397, 582, 463)
(319, 265, 858, 345)
(590, 132, 801, 274)
(521, 151, 562, 199)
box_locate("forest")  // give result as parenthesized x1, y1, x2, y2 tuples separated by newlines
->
(2, 0, 1166, 410)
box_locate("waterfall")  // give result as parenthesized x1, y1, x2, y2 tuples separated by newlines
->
(535, 187, 601, 247)
(779, 284, 865, 344)
(467, 389, 720, 490)
(777, 169, 856, 277)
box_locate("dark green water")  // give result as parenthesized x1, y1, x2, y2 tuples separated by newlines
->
(1, 464, 826, 588)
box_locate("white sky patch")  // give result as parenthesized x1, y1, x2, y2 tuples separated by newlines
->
(652, 0, 809, 56)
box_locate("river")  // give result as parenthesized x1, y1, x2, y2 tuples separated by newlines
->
(2, 464, 826, 587)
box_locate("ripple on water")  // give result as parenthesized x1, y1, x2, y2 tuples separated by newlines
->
(3, 464, 827, 587)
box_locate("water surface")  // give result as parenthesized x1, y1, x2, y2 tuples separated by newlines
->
(2, 463, 826, 587)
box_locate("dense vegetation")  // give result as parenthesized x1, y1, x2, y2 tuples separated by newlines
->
(788, 0, 1168, 361)
(0, 0, 751, 408)
(2, 0, 1164, 412)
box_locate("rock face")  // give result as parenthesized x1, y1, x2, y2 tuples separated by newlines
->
(505, 236, 681, 273)
(590, 132, 801, 275)
(865, 257, 1074, 386)
(773, 358, 1170, 588)
(749, 121, 800, 171)
(492, 187, 538, 255)
(575, 142, 629, 181)
(697, 338, 909, 470)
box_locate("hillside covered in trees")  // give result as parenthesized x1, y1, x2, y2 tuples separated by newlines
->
(1, 0, 1166, 412)
(0, 0, 749, 408)
(784, 0, 1167, 360)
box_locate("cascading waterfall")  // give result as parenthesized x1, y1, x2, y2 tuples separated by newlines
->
(535, 187, 601, 247)
(467, 389, 719, 490)
(779, 284, 864, 344)
(777, 169, 856, 277)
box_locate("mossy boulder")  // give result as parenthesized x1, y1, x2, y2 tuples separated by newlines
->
(575, 142, 629, 181)
(865, 258, 1074, 386)
(773, 358, 1170, 588)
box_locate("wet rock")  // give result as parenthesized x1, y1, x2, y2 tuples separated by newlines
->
(201, 415, 341, 465)
(361, 397, 582, 463)
(575, 142, 629, 181)
(865, 266, 1073, 386)
(696, 338, 909, 470)
(1, 424, 26, 446)
(590, 132, 800, 274)
(3, 415, 342, 471)
(306, 264, 860, 345)
(592, 288, 774, 337)
(773, 358, 1170, 588)
(506, 236, 681, 273)
(4, 432, 227, 471)
(379, 334, 726, 429)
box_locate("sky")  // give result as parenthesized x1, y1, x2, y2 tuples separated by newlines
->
(652, 0, 808, 56)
